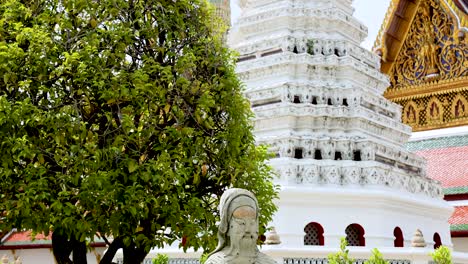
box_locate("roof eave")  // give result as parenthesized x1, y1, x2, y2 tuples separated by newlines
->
(380, 0, 421, 74)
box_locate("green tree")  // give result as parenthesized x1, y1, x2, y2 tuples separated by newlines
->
(0, 0, 278, 263)
(430, 246, 452, 264)
(152, 254, 169, 264)
(364, 249, 388, 264)
(328, 238, 354, 264)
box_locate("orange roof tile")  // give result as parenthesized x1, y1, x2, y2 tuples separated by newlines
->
(449, 206, 468, 232)
(450, 206, 468, 225)
(4, 231, 51, 242)
(415, 146, 468, 189)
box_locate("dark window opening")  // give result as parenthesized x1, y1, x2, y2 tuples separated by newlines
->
(327, 98, 333, 105)
(295, 148, 304, 159)
(394, 227, 404, 247)
(304, 222, 325, 246)
(433, 233, 442, 249)
(334, 152, 342, 160)
(237, 55, 256, 62)
(314, 149, 322, 160)
(312, 97, 318, 105)
(345, 224, 365, 247)
(293, 46, 299, 54)
(353, 151, 361, 161)
(294, 96, 301, 104)
(334, 48, 340, 56)
(343, 99, 348, 106)
(261, 49, 283, 57)
(252, 99, 282, 108)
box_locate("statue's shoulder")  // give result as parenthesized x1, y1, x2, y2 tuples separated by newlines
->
(257, 252, 278, 264)
(205, 252, 226, 264)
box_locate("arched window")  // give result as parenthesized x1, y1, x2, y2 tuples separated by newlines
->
(304, 222, 324, 246)
(345, 224, 365, 246)
(394, 227, 404, 247)
(433, 233, 442, 249)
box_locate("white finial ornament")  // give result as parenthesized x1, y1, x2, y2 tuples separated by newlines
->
(265, 227, 281, 245)
(411, 229, 426, 247)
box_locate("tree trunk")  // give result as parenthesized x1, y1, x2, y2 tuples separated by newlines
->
(52, 232, 73, 264)
(122, 244, 148, 264)
(72, 238, 88, 264)
(52, 231, 88, 264)
(99, 237, 124, 264)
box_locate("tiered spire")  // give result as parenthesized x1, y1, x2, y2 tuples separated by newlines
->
(230, 0, 451, 248)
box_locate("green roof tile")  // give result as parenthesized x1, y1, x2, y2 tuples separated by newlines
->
(3, 240, 51, 246)
(444, 186, 468, 195)
(406, 135, 468, 151)
(451, 224, 468, 231)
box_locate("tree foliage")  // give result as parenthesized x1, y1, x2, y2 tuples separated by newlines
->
(328, 238, 355, 264)
(431, 246, 452, 264)
(364, 249, 388, 264)
(0, 0, 278, 263)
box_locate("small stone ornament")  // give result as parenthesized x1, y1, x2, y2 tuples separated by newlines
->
(205, 188, 277, 264)
(411, 229, 426, 247)
(264, 227, 281, 245)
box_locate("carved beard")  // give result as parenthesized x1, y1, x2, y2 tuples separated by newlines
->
(224, 233, 258, 263)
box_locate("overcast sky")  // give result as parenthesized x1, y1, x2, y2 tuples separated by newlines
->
(230, 0, 391, 50)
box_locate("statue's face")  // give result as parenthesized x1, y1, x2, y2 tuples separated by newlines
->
(228, 205, 258, 246)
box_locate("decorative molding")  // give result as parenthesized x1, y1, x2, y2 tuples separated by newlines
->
(273, 162, 442, 198)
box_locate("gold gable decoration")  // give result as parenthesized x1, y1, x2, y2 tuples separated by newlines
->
(395, 89, 468, 131)
(388, 0, 467, 89)
(383, 0, 468, 132)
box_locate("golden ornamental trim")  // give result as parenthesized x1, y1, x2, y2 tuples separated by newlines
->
(398, 90, 468, 131)
(384, 77, 468, 100)
(451, 94, 468, 119)
(373, 0, 397, 51)
(440, 0, 468, 29)
(387, 0, 468, 90)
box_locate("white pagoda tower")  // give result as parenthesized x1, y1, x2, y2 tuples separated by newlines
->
(229, 0, 453, 250)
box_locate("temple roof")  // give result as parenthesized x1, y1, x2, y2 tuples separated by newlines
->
(373, 0, 468, 132)
(0, 231, 105, 249)
(0, 231, 53, 249)
(408, 133, 468, 193)
(449, 206, 468, 232)
(414, 145, 468, 191)
(374, 0, 468, 74)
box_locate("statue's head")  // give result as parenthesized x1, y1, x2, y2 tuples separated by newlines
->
(210, 188, 259, 258)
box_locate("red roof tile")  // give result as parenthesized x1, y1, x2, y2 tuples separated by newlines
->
(449, 206, 468, 225)
(4, 231, 51, 242)
(415, 146, 468, 188)
(1, 231, 106, 249)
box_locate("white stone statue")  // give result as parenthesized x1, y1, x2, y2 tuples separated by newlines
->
(205, 188, 277, 264)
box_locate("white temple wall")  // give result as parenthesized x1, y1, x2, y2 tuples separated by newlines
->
(453, 238, 468, 253)
(272, 187, 453, 248)
(141, 247, 468, 264)
(0, 247, 105, 264)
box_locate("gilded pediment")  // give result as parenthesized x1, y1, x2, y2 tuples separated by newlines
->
(388, 0, 467, 90)
(375, 0, 468, 131)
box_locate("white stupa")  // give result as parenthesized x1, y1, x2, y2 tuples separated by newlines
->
(119, 1, 468, 263)
(229, 0, 453, 251)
